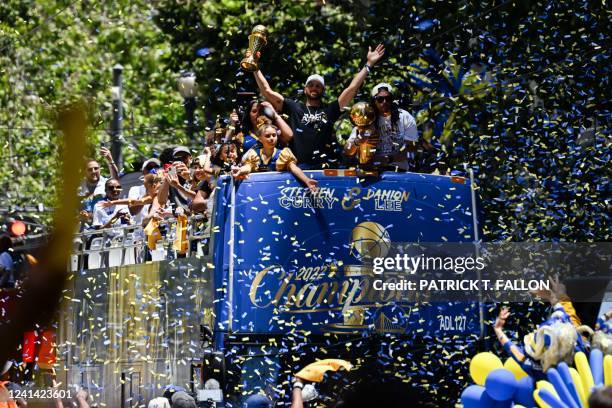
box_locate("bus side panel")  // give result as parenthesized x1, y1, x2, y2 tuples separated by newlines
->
(217, 172, 480, 338)
(212, 177, 233, 349)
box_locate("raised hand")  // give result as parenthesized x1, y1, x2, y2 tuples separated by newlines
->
(245, 50, 262, 60)
(259, 101, 277, 114)
(367, 43, 386, 67)
(166, 172, 180, 187)
(173, 161, 190, 180)
(99, 146, 113, 162)
(549, 274, 567, 301)
(79, 210, 92, 222)
(494, 306, 510, 330)
(229, 109, 240, 126)
(530, 274, 566, 305)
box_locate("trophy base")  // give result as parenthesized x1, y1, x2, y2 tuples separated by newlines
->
(344, 265, 375, 277)
(240, 60, 258, 72)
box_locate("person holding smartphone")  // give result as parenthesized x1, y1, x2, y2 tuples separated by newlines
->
(92, 179, 131, 229)
(155, 146, 197, 217)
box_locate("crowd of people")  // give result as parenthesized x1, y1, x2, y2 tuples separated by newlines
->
(0, 38, 607, 408)
(74, 43, 439, 259)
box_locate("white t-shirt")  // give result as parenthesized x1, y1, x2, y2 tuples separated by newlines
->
(127, 185, 150, 227)
(347, 109, 418, 169)
(127, 185, 145, 200)
(93, 202, 130, 228)
(348, 109, 417, 155)
(375, 109, 418, 155)
(78, 176, 108, 199)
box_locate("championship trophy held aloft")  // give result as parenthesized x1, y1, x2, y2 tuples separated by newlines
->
(240, 25, 268, 71)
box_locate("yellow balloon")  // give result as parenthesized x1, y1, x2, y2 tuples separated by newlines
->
(469, 352, 503, 385)
(533, 389, 551, 408)
(504, 357, 528, 380)
(605, 354, 612, 386)
(575, 351, 595, 397)
(295, 359, 353, 383)
(569, 367, 588, 408)
(536, 380, 559, 398)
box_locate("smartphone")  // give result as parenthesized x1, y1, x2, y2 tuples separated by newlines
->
(168, 166, 177, 177)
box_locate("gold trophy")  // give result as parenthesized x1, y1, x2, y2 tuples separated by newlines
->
(349, 102, 379, 172)
(240, 25, 268, 71)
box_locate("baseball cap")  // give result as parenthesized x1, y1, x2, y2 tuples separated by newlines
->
(371, 82, 394, 97)
(171, 391, 197, 408)
(243, 394, 273, 408)
(192, 154, 210, 167)
(141, 158, 161, 172)
(304, 74, 325, 88)
(173, 146, 191, 158)
(162, 384, 186, 400)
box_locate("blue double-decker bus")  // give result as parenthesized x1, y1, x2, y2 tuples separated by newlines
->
(207, 169, 483, 403)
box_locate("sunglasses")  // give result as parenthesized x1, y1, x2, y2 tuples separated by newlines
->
(375, 96, 392, 103)
(107, 186, 122, 191)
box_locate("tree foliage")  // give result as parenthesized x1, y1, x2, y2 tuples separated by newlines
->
(0, 0, 182, 213)
(0, 0, 609, 241)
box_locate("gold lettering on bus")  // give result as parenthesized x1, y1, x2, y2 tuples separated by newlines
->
(342, 188, 410, 211)
(249, 267, 411, 313)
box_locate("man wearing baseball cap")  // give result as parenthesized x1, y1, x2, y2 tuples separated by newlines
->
(345, 82, 419, 171)
(252, 44, 385, 168)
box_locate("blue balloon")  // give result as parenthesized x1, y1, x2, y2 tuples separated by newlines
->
(557, 362, 581, 408)
(590, 348, 604, 387)
(461, 385, 495, 408)
(514, 376, 536, 407)
(539, 389, 571, 408)
(547, 368, 580, 408)
(485, 368, 517, 401)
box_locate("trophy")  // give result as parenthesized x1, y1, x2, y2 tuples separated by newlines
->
(240, 25, 268, 71)
(349, 102, 379, 167)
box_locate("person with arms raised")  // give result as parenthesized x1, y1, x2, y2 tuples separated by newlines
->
(252, 44, 385, 169)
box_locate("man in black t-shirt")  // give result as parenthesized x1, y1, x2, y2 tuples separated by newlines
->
(253, 44, 385, 169)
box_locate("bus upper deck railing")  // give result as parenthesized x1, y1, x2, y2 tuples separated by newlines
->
(69, 214, 210, 271)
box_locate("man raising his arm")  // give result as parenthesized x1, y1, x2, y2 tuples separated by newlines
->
(252, 44, 385, 169)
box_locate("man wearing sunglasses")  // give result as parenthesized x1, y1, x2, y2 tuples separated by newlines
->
(345, 82, 418, 171)
(93, 179, 131, 229)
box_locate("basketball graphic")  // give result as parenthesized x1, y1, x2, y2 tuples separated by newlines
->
(350, 221, 391, 261)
